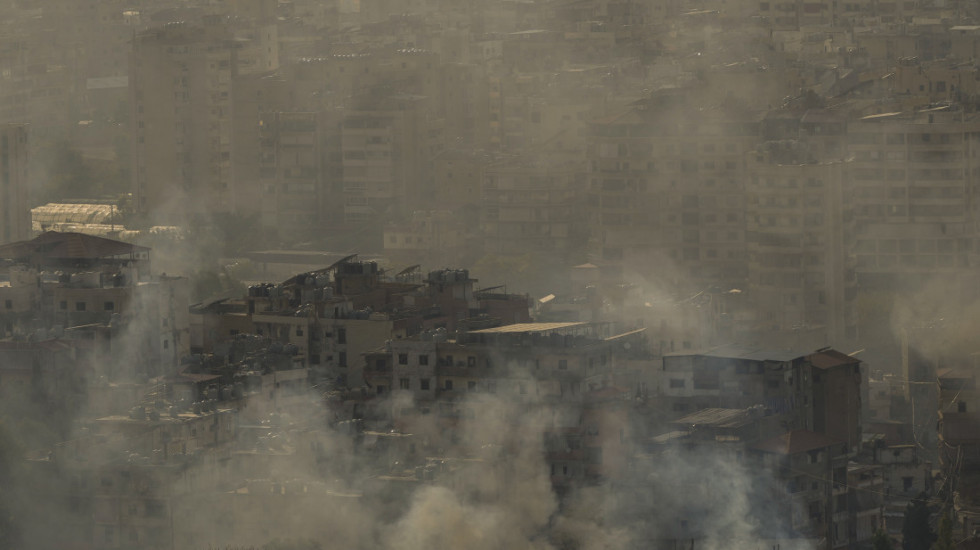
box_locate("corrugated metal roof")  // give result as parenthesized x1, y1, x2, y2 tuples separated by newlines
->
(32, 203, 117, 225)
(469, 322, 587, 334)
(672, 407, 756, 429)
(694, 343, 806, 362)
(0, 231, 148, 261)
(807, 349, 860, 369)
(753, 430, 842, 455)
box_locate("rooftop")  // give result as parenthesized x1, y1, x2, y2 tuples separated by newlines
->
(667, 343, 806, 362)
(672, 407, 759, 429)
(0, 232, 148, 263)
(806, 349, 861, 369)
(469, 322, 587, 334)
(753, 430, 842, 455)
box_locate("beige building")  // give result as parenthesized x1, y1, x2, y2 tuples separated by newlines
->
(846, 109, 980, 287)
(745, 152, 856, 347)
(341, 94, 440, 226)
(481, 155, 587, 257)
(587, 93, 759, 292)
(257, 111, 334, 239)
(130, 18, 278, 222)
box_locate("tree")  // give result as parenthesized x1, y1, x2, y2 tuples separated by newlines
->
(931, 509, 953, 550)
(903, 492, 936, 550)
(874, 528, 895, 550)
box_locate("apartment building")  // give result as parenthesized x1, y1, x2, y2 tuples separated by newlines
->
(751, 430, 851, 547)
(130, 21, 236, 220)
(846, 108, 980, 289)
(587, 92, 760, 292)
(745, 151, 856, 347)
(0, 123, 29, 245)
(130, 17, 279, 222)
(383, 210, 468, 266)
(481, 155, 587, 257)
(661, 346, 862, 451)
(385, 321, 642, 489)
(341, 94, 440, 228)
(0, 232, 190, 379)
(257, 112, 331, 239)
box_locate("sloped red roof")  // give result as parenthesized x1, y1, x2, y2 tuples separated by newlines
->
(807, 349, 860, 370)
(0, 232, 148, 261)
(753, 430, 842, 455)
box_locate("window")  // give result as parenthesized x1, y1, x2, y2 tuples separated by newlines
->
(558, 359, 568, 370)
(419, 354, 429, 366)
(399, 378, 410, 390)
(145, 500, 165, 518)
(669, 378, 685, 388)
(467, 356, 476, 367)
(339, 352, 347, 367)
(398, 353, 408, 365)
(337, 328, 346, 344)
(3, 300, 10, 309)
(296, 326, 303, 336)
(59, 300, 67, 310)
(444, 380, 453, 390)
(376, 385, 386, 395)
(76, 302, 86, 311)
(468, 381, 477, 391)
(420, 378, 430, 390)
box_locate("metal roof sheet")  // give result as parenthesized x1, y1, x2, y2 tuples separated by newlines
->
(469, 322, 587, 334)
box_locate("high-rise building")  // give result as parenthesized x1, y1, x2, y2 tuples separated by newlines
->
(257, 111, 337, 239)
(745, 151, 856, 347)
(587, 92, 759, 292)
(846, 109, 980, 290)
(0, 123, 29, 245)
(130, 17, 278, 222)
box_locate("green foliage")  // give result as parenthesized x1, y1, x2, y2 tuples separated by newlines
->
(903, 492, 936, 550)
(873, 528, 895, 550)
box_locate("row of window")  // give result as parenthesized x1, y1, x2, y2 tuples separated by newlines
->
(390, 378, 484, 392)
(58, 300, 114, 312)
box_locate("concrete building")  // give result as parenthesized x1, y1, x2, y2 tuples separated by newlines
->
(130, 17, 278, 222)
(587, 91, 760, 293)
(661, 346, 862, 451)
(751, 430, 850, 547)
(257, 111, 332, 239)
(481, 154, 587, 257)
(0, 232, 189, 379)
(341, 94, 440, 229)
(847, 109, 980, 290)
(745, 151, 856, 348)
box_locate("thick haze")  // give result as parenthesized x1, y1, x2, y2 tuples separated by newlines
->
(0, 0, 978, 548)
